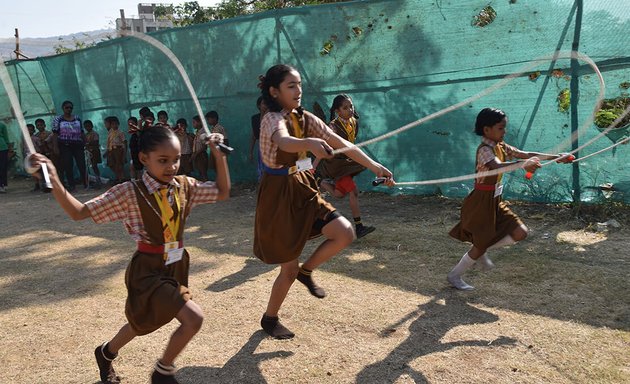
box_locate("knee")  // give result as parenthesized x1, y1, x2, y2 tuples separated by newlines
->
(280, 264, 299, 282)
(188, 311, 204, 333)
(342, 225, 356, 244)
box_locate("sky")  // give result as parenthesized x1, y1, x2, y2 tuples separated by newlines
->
(0, 0, 221, 38)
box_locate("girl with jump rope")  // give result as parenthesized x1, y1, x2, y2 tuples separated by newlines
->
(29, 126, 230, 384)
(447, 107, 574, 290)
(254, 64, 395, 339)
(315, 94, 376, 238)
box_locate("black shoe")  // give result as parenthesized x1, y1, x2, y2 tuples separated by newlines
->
(151, 369, 179, 384)
(94, 344, 120, 384)
(297, 270, 326, 298)
(356, 225, 376, 239)
(260, 314, 295, 339)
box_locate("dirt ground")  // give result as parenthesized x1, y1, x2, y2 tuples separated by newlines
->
(0, 177, 629, 384)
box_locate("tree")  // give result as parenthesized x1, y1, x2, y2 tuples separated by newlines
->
(155, 0, 349, 26)
(53, 33, 114, 55)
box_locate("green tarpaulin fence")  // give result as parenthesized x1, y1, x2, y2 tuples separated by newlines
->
(2, 0, 629, 202)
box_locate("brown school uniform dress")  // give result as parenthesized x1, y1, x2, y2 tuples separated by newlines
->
(192, 129, 208, 177)
(85, 131, 102, 165)
(316, 116, 365, 180)
(254, 109, 337, 264)
(107, 129, 126, 172)
(126, 177, 193, 335)
(449, 140, 523, 249)
(85, 173, 219, 335)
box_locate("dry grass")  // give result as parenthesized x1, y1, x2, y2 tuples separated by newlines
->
(0, 178, 629, 384)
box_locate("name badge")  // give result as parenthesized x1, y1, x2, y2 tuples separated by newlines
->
(296, 158, 313, 172)
(494, 184, 504, 198)
(164, 241, 184, 265)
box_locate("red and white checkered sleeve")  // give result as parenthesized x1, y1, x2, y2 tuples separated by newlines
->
(187, 177, 219, 208)
(305, 111, 332, 140)
(85, 183, 132, 224)
(478, 146, 496, 166)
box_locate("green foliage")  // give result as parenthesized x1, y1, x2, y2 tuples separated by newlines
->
(557, 88, 570, 113)
(472, 5, 497, 27)
(155, 0, 350, 26)
(594, 97, 630, 128)
(53, 33, 113, 55)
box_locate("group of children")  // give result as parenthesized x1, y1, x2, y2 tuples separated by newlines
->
(27, 64, 573, 384)
(88, 109, 230, 186)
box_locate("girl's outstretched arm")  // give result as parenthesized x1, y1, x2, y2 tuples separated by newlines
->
(326, 133, 395, 185)
(30, 153, 91, 220)
(208, 135, 231, 201)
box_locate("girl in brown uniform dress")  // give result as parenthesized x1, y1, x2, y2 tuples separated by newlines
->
(84, 120, 103, 188)
(448, 108, 572, 290)
(315, 94, 375, 238)
(255, 64, 395, 339)
(30, 126, 230, 384)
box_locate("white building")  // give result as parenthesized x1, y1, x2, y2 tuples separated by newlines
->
(116, 3, 174, 33)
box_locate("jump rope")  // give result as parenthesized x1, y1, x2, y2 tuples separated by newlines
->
(1, 36, 627, 191)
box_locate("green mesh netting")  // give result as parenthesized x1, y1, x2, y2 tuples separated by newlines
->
(1, 0, 629, 203)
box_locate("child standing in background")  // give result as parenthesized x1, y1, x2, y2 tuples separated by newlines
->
(205, 111, 228, 172)
(106, 117, 127, 184)
(84, 120, 102, 188)
(128, 117, 143, 179)
(448, 108, 573, 290)
(254, 64, 394, 339)
(35, 118, 52, 159)
(174, 118, 193, 176)
(26, 123, 41, 191)
(315, 94, 375, 238)
(156, 110, 171, 129)
(191, 115, 208, 182)
(250, 97, 268, 181)
(29, 126, 230, 384)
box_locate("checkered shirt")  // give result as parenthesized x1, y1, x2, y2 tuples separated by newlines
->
(259, 109, 332, 168)
(476, 137, 517, 183)
(85, 172, 219, 243)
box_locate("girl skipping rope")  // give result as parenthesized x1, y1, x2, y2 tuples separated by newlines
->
(448, 107, 573, 290)
(29, 126, 230, 384)
(254, 64, 395, 339)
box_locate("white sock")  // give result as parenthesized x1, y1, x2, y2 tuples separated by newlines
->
(449, 252, 476, 277)
(488, 234, 516, 251)
(477, 252, 495, 271)
(155, 360, 177, 376)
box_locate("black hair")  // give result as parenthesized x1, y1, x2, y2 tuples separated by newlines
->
(157, 110, 168, 119)
(61, 100, 73, 109)
(139, 106, 152, 118)
(192, 115, 201, 123)
(329, 94, 354, 121)
(84, 119, 93, 128)
(176, 118, 187, 126)
(474, 108, 506, 136)
(34, 118, 45, 125)
(26, 123, 35, 129)
(260, 64, 299, 113)
(145, 112, 155, 121)
(205, 110, 219, 121)
(138, 125, 178, 153)
(256, 96, 264, 108)
(128, 116, 138, 124)
(107, 116, 120, 125)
